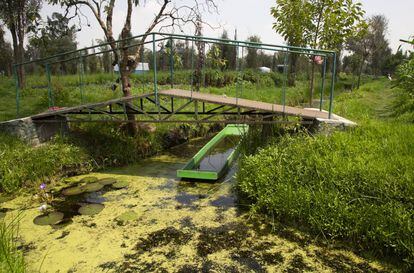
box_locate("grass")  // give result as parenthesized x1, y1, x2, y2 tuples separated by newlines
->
(237, 79, 414, 269)
(0, 133, 92, 193)
(0, 215, 25, 273)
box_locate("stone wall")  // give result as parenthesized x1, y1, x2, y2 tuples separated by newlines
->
(0, 116, 68, 146)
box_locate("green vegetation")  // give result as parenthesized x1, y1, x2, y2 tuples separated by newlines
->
(0, 215, 25, 273)
(0, 133, 91, 193)
(237, 79, 414, 268)
(392, 54, 414, 122)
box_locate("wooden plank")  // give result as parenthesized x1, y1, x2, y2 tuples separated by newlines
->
(159, 89, 330, 119)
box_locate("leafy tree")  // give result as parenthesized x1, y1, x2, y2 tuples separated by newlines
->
(207, 45, 226, 70)
(246, 35, 262, 69)
(219, 30, 236, 70)
(97, 39, 112, 73)
(29, 12, 77, 74)
(271, 0, 365, 104)
(346, 24, 370, 88)
(368, 15, 391, 77)
(382, 50, 408, 76)
(88, 45, 99, 74)
(50, 0, 218, 134)
(0, 0, 41, 87)
(271, 0, 310, 85)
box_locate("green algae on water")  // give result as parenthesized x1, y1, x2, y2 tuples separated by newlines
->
(98, 178, 117, 185)
(78, 204, 105, 215)
(111, 181, 129, 189)
(115, 211, 140, 225)
(33, 212, 64, 226)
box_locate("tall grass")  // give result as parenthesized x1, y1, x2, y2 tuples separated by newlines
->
(0, 215, 25, 273)
(0, 133, 91, 193)
(237, 80, 414, 268)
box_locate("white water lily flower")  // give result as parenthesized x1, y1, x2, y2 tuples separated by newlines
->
(39, 204, 48, 212)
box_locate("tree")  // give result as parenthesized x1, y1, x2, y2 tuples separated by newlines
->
(51, 0, 218, 134)
(97, 39, 112, 73)
(346, 24, 370, 88)
(194, 14, 205, 91)
(29, 12, 77, 74)
(382, 50, 408, 76)
(0, 25, 13, 76)
(246, 35, 262, 69)
(368, 15, 391, 77)
(0, 0, 41, 87)
(219, 30, 236, 70)
(271, 0, 310, 86)
(271, 0, 365, 104)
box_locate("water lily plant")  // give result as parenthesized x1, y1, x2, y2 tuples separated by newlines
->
(36, 183, 54, 214)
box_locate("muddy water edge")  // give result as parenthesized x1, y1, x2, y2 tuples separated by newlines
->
(1, 137, 398, 273)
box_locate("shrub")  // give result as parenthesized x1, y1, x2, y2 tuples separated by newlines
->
(392, 56, 414, 122)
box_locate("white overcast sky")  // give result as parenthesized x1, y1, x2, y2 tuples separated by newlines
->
(6, 0, 414, 52)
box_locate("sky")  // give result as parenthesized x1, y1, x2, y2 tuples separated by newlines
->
(6, 0, 414, 52)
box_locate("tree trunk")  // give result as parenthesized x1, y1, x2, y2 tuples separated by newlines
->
(357, 56, 365, 90)
(9, 23, 25, 88)
(288, 54, 298, 86)
(119, 65, 138, 135)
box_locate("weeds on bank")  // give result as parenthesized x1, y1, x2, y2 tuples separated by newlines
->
(0, 214, 25, 273)
(237, 80, 414, 268)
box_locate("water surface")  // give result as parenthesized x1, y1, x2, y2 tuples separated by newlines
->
(0, 137, 395, 272)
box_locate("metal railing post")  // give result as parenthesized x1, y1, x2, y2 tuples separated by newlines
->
(152, 33, 158, 107)
(282, 50, 289, 113)
(320, 57, 327, 111)
(169, 37, 174, 88)
(79, 53, 85, 104)
(190, 38, 194, 98)
(328, 52, 336, 119)
(46, 63, 53, 107)
(13, 64, 20, 118)
(236, 42, 240, 107)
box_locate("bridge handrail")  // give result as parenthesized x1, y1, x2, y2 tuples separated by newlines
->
(12, 32, 335, 67)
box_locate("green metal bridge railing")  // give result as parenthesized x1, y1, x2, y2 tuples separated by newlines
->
(13, 32, 337, 120)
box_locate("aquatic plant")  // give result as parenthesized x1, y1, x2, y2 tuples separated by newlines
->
(0, 214, 25, 273)
(35, 183, 54, 214)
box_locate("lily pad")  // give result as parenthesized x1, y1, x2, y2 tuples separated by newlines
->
(78, 203, 104, 215)
(112, 181, 129, 189)
(81, 183, 104, 193)
(33, 212, 64, 226)
(62, 186, 85, 196)
(98, 178, 117, 186)
(80, 176, 98, 183)
(115, 211, 139, 225)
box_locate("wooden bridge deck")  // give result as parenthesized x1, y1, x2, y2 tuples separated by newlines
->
(159, 89, 330, 119)
(30, 89, 331, 120)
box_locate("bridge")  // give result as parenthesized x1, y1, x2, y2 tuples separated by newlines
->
(9, 32, 354, 130)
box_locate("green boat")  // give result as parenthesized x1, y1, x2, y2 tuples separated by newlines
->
(177, 124, 248, 180)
